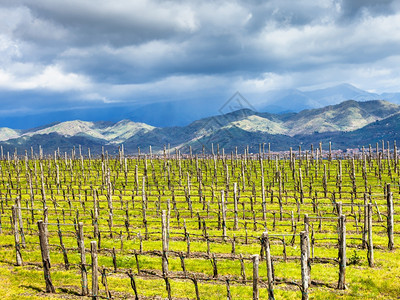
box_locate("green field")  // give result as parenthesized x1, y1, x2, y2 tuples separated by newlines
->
(0, 148, 399, 299)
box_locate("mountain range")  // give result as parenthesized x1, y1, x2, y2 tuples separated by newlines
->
(1, 99, 399, 155)
(3, 83, 400, 129)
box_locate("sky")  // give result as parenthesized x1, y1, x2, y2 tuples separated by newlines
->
(1, 0, 400, 127)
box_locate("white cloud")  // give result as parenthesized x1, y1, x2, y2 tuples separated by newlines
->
(0, 64, 91, 91)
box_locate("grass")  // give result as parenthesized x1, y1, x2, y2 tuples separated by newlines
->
(0, 154, 399, 299)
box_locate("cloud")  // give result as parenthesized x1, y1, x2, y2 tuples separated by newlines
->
(1, 0, 400, 124)
(339, 0, 396, 20)
(0, 64, 91, 91)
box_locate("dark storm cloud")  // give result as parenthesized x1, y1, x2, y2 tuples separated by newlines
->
(22, 0, 198, 47)
(1, 0, 400, 118)
(340, 0, 396, 20)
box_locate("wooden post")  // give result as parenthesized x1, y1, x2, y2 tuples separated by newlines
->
(134, 250, 140, 274)
(221, 190, 227, 241)
(15, 197, 26, 247)
(337, 215, 346, 290)
(91, 241, 98, 299)
(101, 267, 111, 299)
(211, 253, 218, 278)
(260, 158, 267, 221)
(239, 253, 246, 283)
(179, 252, 187, 277)
(57, 219, 69, 270)
(186, 231, 190, 255)
(299, 168, 304, 203)
(252, 254, 259, 300)
(37, 220, 55, 293)
(162, 210, 169, 276)
(362, 194, 368, 249)
(234, 183, 238, 230)
(386, 183, 394, 250)
(367, 203, 374, 267)
(261, 230, 274, 300)
(93, 189, 99, 241)
(164, 276, 172, 300)
(12, 205, 22, 266)
(112, 247, 117, 272)
(77, 222, 89, 296)
(300, 231, 309, 300)
(303, 214, 311, 285)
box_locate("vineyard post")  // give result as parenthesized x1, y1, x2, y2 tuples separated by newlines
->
(260, 157, 267, 221)
(134, 250, 141, 274)
(101, 267, 111, 299)
(231, 234, 236, 256)
(179, 251, 187, 277)
(300, 231, 309, 300)
(40, 162, 46, 208)
(142, 177, 148, 239)
(167, 199, 171, 248)
(93, 189, 99, 240)
(252, 254, 259, 300)
(135, 165, 139, 195)
(37, 220, 55, 293)
(261, 230, 274, 300)
(304, 214, 311, 285)
(164, 276, 172, 300)
(57, 218, 69, 270)
(77, 222, 89, 296)
(239, 253, 246, 283)
(162, 210, 169, 276)
(367, 203, 374, 267)
(211, 253, 218, 278)
(386, 183, 394, 250)
(91, 241, 98, 300)
(362, 194, 368, 249)
(234, 182, 238, 230)
(112, 247, 117, 272)
(221, 191, 227, 241)
(186, 231, 191, 255)
(43, 206, 49, 242)
(15, 196, 26, 247)
(11, 205, 22, 266)
(374, 201, 382, 222)
(299, 168, 304, 203)
(278, 171, 283, 220)
(337, 215, 346, 290)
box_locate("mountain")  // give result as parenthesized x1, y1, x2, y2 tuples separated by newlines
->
(315, 112, 400, 149)
(281, 99, 400, 135)
(228, 100, 400, 136)
(256, 83, 400, 113)
(17, 120, 154, 143)
(1, 99, 399, 154)
(303, 83, 380, 105)
(3, 83, 400, 130)
(0, 128, 21, 141)
(256, 89, 317, 113)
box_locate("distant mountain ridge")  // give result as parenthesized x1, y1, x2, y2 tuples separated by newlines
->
(3, 83, 400, 129)
(256, 83, 398, 113)
(1, 99, 399, 154)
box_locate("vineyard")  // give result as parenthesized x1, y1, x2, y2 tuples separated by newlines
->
(0, 143, 399, 299)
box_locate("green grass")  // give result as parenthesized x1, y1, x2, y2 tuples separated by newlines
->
(0, 155, 399, 298)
